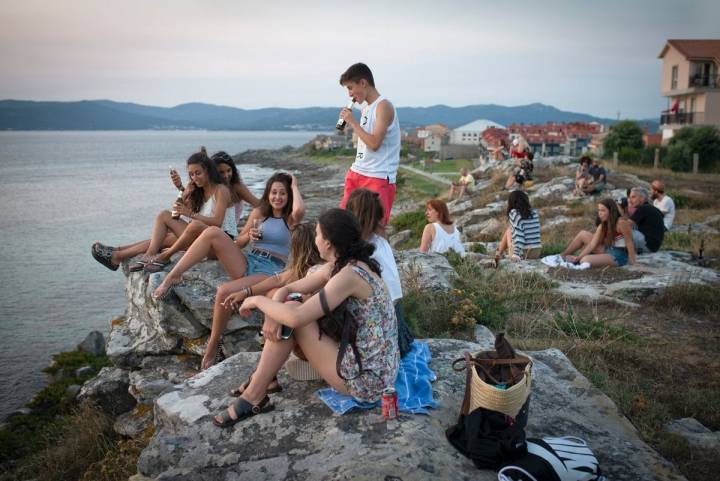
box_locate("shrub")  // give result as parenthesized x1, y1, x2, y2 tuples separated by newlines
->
(390, 209, 426, 241)
(603, 120, 644, 156)
(664, 126, 720, 172)
(618, 146, 642, 165)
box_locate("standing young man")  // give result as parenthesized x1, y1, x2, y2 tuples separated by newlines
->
(338, 63, 400, 225)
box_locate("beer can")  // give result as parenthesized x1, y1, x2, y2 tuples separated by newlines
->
(381, 387, 398, 420)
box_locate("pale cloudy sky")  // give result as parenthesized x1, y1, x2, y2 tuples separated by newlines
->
(1, 0, 718, 118)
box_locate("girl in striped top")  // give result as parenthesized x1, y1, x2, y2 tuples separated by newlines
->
(495, 190, 542, 263)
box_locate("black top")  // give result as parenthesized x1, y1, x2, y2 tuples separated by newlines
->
(630, 203, 665, 252)
(589, 165, 607, 182)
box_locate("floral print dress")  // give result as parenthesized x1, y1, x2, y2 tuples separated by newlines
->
(340, 265, 400, 402)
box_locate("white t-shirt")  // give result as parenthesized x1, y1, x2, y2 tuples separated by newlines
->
(369, 234, 402, 301)
(653, 195, 675, 230)
(429, 223, 465, 256)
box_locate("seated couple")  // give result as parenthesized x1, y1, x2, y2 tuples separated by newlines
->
(575, 157, 607, 196)
(92, 148, 260, 272)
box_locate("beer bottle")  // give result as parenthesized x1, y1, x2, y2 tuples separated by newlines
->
(171, 189, 184, 219)
(336, 100, 355, 131)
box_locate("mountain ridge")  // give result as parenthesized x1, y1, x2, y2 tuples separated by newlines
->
(0, 99, 659, 131)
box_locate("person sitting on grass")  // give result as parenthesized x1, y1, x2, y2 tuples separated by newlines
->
(212, 208, 399, 428)
(560, 198, 636, 267)
(151, 172, 305, 300)
(419, 199, 465, 256)
(91, 147, 232, 273)
(628, 186, 665, 253)
(495, 190, 541, 264)
(650, 180, 675, 231)
(504, 137, 534, 190)
(200, 222, 322, 371)
(448, 167, 475, 200)
(574, 156, 592, 196)
(582, 158, 607, 195)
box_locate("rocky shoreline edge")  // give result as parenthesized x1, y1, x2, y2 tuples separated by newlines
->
(4, 146, 719, 480)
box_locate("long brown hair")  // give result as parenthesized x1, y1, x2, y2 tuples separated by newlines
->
(598, 198, 621, 247)
(426, 198, 452, 225)
(345, 189, 384, 240)
(259, 172, 293, 219)
(286, 222, 322, 280)
(186, 147, 223, 213)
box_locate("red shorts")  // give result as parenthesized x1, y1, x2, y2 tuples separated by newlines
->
(339, 170, 396, 225)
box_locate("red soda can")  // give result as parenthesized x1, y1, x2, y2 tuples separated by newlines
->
(381, 387, 398, 419)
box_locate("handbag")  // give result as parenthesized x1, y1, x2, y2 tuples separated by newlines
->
(452, 333, 532, 419)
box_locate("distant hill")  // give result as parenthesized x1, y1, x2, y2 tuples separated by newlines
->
(0, 99, 659, 132)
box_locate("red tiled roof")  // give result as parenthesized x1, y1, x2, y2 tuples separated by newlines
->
(659, 39, 720, 62)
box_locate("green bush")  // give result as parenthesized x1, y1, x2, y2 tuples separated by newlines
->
(604, 120, 644, 157)
(664, 126, 720, 172)
(390, 209, 426, 241)
(618, 146, 642, 165)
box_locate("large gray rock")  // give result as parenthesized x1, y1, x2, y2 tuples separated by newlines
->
(77, 330, 106, 356)
(106, 315, 181, 369)
(78, 367, 136, 416)
(388, 229, 412, 249)
(463, 218, 504, 241)
(395, 250, 458, 292)
(136, 338, 685, 481)
(502, 250, 719, 307)
(664, 418, 720, 450)
(129, 355, 200, 405)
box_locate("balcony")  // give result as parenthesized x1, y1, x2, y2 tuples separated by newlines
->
(689, 74, 720, 89)
(660, 111, 705, 125)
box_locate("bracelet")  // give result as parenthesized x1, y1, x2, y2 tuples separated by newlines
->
(248, 286, 253, 296)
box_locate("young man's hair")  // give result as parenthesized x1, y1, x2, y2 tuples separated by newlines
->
(339, 63, 375, 87)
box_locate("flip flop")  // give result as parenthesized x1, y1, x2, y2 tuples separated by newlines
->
(91, 244, 119, 271)
(144, 259, 170, 273)
(128, 259, 149, 272)
(213, 395, 273, 428)
(230, 374, 282, 397)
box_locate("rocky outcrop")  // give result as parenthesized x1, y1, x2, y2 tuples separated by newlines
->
(78, 367, 136, 416)
(135, 330, 685, 481)
(664, 418, 720, 451)
(395, 250, 457, 292)
(77, 330, 106, 356)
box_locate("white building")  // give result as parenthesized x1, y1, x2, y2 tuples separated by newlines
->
(450, 119, 505, 145)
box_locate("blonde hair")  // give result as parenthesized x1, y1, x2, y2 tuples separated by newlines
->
(286, 222, 322, 280)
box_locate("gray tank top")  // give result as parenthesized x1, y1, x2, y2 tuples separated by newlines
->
(254, 216, 291, 257)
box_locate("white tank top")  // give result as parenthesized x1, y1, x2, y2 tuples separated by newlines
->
(351, 95, 401, 183)
(198, 190, 237, 236)
(429, 223, 465, 256)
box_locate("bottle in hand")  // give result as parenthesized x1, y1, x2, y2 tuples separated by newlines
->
(171, 190, 184, 219)
(336, 100, 355, 131)
(253, 219, 263, 240)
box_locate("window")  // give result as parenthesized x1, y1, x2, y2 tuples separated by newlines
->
(671, 65, 678, 90)
(690, 97, 695, 113)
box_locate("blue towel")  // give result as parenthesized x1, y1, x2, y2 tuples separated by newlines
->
(317, 341, 439, 415)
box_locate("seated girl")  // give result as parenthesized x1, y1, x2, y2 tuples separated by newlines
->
(213, 208, 399, 427)
(92, 148, 232, 272)
(574, 156, 592, 196)
(200, 222, 322, 371)
(152, 172, 304, 299)
(560, 198, 636, 267)
(419, 199, 465, 256)
(495, 190, 542, 263)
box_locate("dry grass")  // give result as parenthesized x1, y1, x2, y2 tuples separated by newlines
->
(675, 208, 720, 225)
(615, 164, 720, 184)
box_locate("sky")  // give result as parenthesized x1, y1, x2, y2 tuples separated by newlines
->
(1, 0, 718, 119)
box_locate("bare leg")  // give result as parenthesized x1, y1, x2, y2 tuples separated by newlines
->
(111, 234, 179, 264)
(505, 174, 515, 190)
(458, 184, 467, 197)
(153, 220, 209, 263)
(497, 227, 511, 257)
(448, 184, 457, 199)
(560, 230, 604, 257)
(202, 274, 269, 370)
(154, 227, 248, 298)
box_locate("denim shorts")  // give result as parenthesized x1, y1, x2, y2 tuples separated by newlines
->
(245, 251, 285, 276)
(607, 246, 629, 266)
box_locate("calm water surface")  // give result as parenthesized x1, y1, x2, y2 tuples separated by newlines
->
(0, 130, 320, 418)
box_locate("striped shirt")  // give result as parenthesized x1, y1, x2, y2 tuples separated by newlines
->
(509, 209, 541, 257)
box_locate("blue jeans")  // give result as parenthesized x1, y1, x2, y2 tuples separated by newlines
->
(245, 251, 285, 276)
(607, 246, 629, 266)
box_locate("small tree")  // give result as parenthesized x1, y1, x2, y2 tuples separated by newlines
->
(603, 120, 644, 156)
(664, 126, 720, 172)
